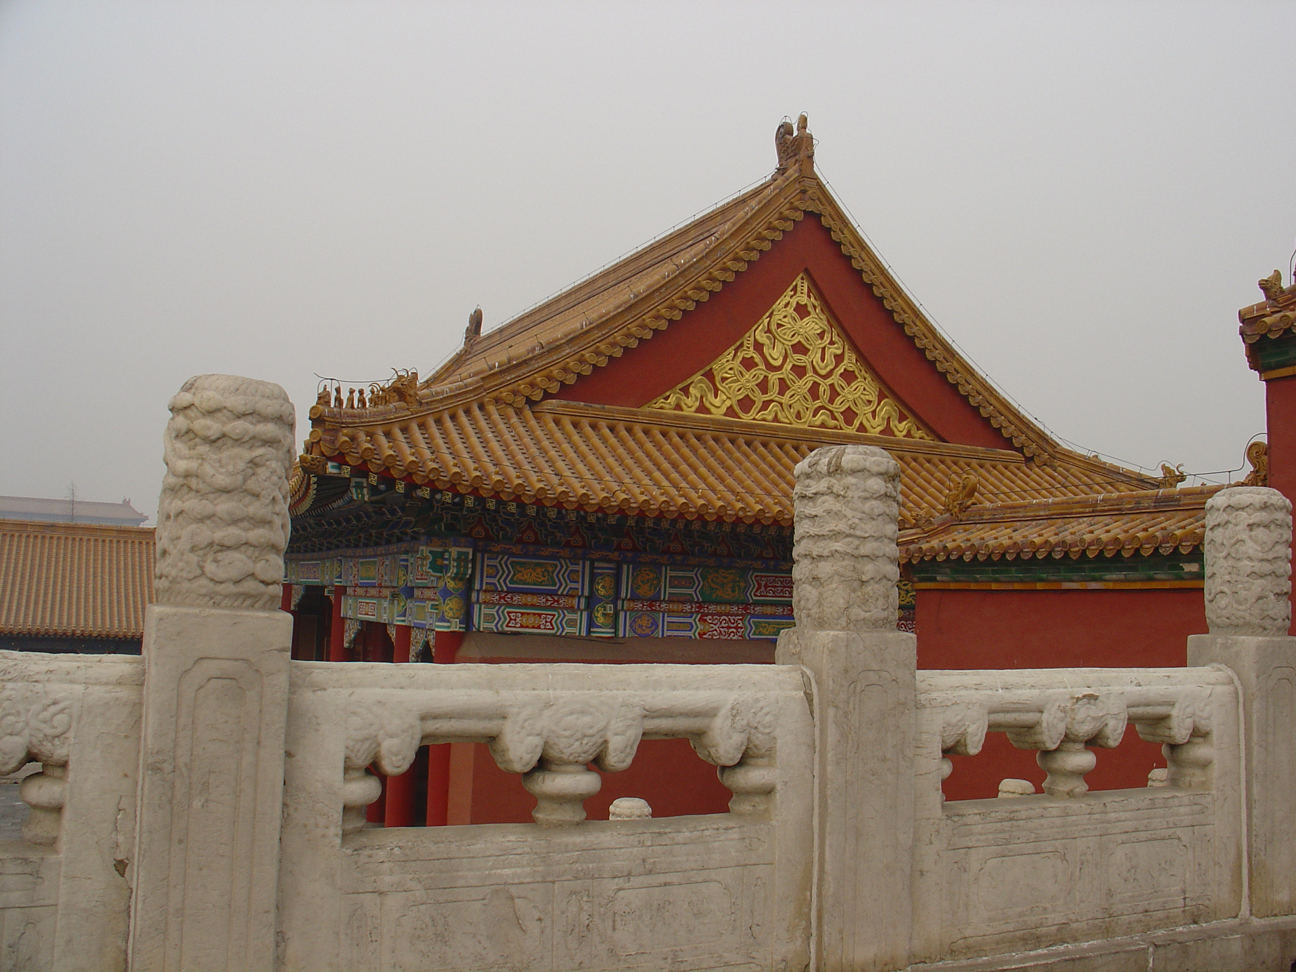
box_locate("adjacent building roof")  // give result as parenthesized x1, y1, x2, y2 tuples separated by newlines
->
(899, 485, 1223, 566)
(0, 495, 148, 527)
(0, 520, 155, 639)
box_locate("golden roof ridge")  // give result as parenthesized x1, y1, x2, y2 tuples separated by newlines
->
(304, 119, 1170, 480)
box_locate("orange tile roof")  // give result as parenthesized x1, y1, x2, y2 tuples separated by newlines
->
(298, 400, 1156, 526)
(298, 120, 1169, 529)
(427, 180, 783, 388)
(899, 485, 1223, 564)
(0, 520, 155, 639)
(311, 142, 1065, 462)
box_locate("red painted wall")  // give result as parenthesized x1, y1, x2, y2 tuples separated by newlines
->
(552, 217, 1008, 451)
(446, 653, 738, 824)
(1265, 374, 1296, 633)
(464, 737, 732, 825)
(918, 587, 1207, 799)
(1266, 375, 1296, 505)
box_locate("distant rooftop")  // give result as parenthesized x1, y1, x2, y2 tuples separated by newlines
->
(0, 495, 148, 527)
(0, 519, 155, 640)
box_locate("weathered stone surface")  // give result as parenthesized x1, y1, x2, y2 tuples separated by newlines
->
(1204, 486, 1291, 636)
(0, 652, 142, 971)
(131, 374, 295, 972)
(278, 662, 814, 972)
(777, 625, 916, 972)
(155, 374, 295, 612)
(6, 403, 1296, 972)
(791, 445, 901, 633)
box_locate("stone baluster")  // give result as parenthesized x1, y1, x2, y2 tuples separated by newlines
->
(776, 445, 914, 972)
(1188, 485, 1294, 918)
(1164, 734, 1215, 789)
(522, 761, 602, 826)
(129, 375, 295, 972)
(608, 796, 652, 820)
(341, 769, 383, 836)
(20, 763, 67, 846)
(1037, 742, 1096, 798)
(1037, 693, 1126, 798)
(718, 756, 777, 815)
(0, 687, 76, 848)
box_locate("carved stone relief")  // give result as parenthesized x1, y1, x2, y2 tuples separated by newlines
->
(155, 374, 296, 611)
(0, 684, 74, 846)
(791, 445, 901, 633)
(1204, 486, 1292, 635)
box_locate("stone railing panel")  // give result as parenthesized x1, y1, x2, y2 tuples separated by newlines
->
(0, 651, 143, 971)
(911, 666, 1243, 962)
(278, 660, 814, 972)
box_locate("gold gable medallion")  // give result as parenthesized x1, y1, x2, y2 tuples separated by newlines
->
(647, 273, 932, 438)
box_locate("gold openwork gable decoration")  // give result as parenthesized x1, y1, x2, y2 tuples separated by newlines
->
(647, 273, 932, 438)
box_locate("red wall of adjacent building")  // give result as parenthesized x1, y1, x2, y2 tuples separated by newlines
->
(918, 587, 1207, 799)
(1265, 374, 1296, 633)
(552, 216, 1008, 452)
(445, 653, 737, 824)
(460, 737, 732, 825)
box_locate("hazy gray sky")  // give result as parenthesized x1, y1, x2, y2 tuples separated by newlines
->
(2, 1, 1293, 523)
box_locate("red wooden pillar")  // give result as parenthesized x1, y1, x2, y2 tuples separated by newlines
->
(426, 629, 464, 826)
(1264, 374, 1296, 633)
(280, 582, 292, 612)
(329, 585, 347, 662)
(384, 625, 416, 828)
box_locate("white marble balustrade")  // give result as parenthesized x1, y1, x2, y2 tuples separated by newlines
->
(278, 659, 815, 971)
(919, 666, 1237, 798)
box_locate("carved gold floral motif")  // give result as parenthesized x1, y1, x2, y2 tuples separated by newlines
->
(647, 273, 932, 438)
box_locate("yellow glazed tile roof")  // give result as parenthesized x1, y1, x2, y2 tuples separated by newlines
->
(899, 485, 1223, 564)
(299, 120, 1168, 526)
(0, 519, 155, 639)
(312, 145, 1065, 462)
(299, 400, 1156, 526)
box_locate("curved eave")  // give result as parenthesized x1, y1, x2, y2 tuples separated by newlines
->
(310, 169, 1067, 460)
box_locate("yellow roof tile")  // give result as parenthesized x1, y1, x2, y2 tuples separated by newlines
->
(310, 140, 1064, 462)
(899, 485, 1223, 564)
(299, 400, 1156, 526)
(0, 519, 155, 639)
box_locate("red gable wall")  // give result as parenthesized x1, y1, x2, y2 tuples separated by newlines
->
(552, 216, 1010, 452)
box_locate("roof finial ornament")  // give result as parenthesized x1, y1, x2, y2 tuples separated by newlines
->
(1259, 270, 1285, 304)
(465, 306, 483, 344)
(775, 113, 814, 175)
(1158, 462, 1187, 490)
(1241, 440, 1269, 486)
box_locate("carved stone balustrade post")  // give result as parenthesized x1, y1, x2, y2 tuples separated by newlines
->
(128, 375, 295, 972)
(776, 445, 915, 972)
(1188, 485, 1295, 918)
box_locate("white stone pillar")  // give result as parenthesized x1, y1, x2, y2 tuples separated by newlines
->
(1187, 486, 1296, 918)
(776, 445, 914, 972)
(128, 375, 295, 972)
